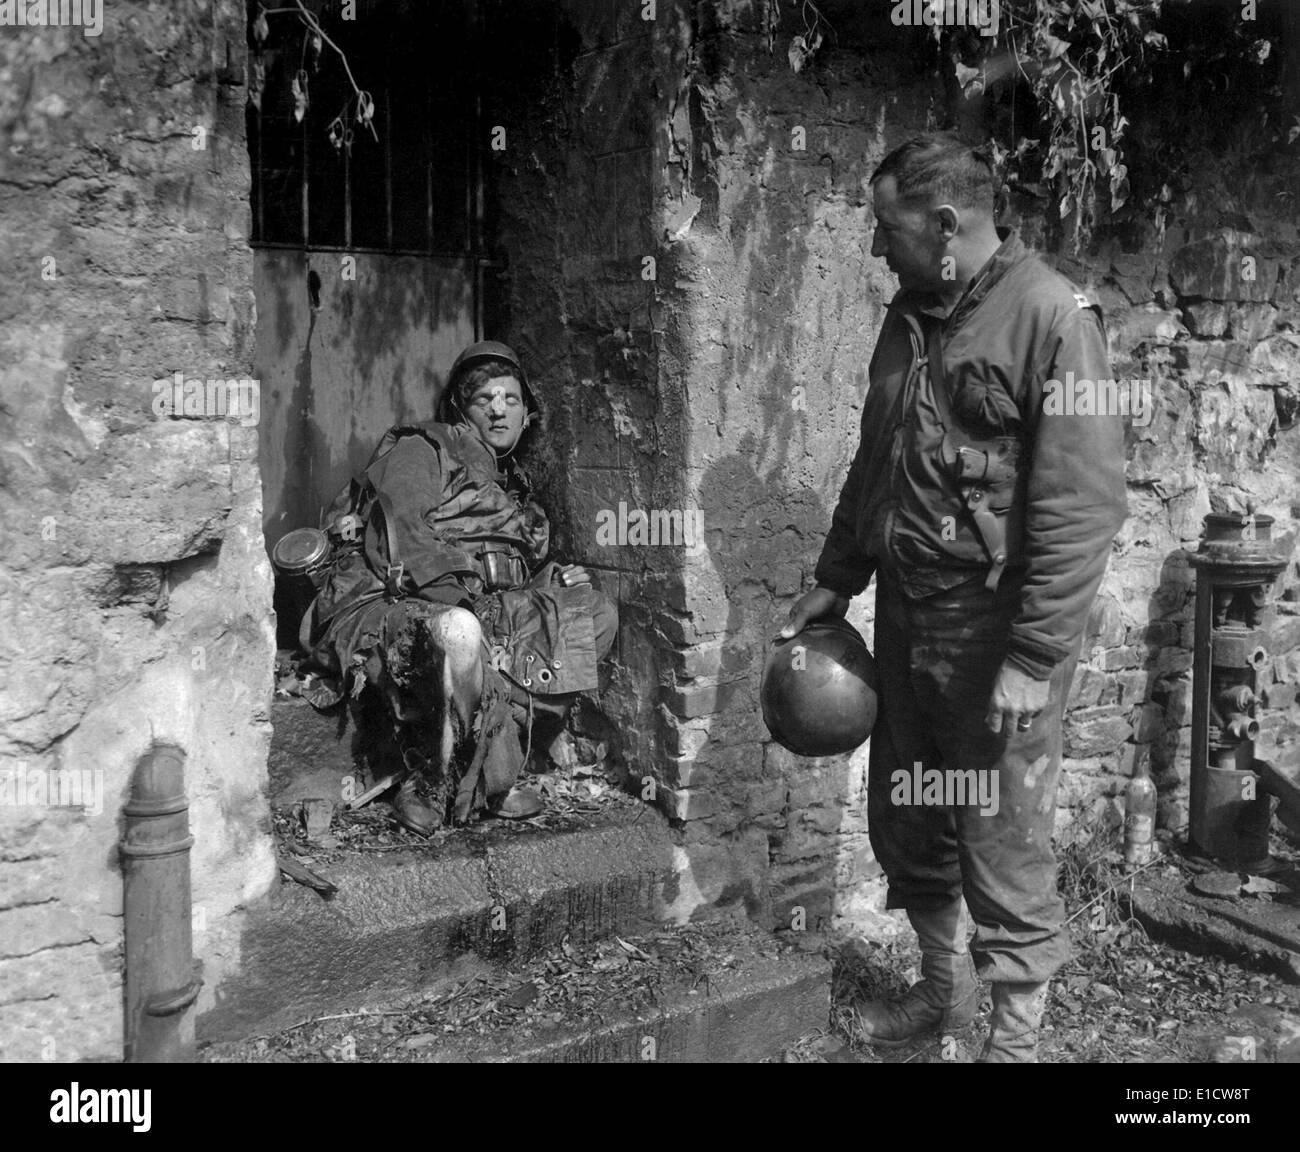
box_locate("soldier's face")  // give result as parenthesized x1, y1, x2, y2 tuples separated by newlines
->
(464, 375, 527, 453)
(870, 175, 944, 291)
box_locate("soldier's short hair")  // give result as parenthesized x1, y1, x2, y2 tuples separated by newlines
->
(871, 133, 996, 213)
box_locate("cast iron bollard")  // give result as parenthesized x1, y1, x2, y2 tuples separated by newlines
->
(121, 744, 203, 1062)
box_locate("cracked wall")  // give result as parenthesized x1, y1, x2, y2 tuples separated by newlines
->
(0, 0, 275, 1061)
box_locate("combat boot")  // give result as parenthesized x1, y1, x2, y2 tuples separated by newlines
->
(392, 773, 442, 836)
(979, 981, 1048, 1063)
(853, 901, 981, 1047)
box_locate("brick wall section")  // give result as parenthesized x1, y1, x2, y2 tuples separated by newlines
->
(0, 1, 275, 1061)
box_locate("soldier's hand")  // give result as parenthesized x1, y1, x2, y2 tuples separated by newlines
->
(557, 564, 591, 587)
(985, 661, 1051, 735)
(779, 586, 849, 639)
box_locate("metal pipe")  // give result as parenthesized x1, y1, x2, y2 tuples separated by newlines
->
(1219, 684, 1254, 713)
(1215, 686, 1260, 742)
(121, 744, 202, 1062)
(1189, 509, 1286, 861)
(1224, 713, 1261, 742)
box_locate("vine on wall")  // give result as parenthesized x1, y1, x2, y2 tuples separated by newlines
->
(783, 0, 1295, 254)
(249, 0, 377, 151)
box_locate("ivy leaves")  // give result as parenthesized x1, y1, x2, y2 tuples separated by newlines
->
(947, 0, 1167, 252)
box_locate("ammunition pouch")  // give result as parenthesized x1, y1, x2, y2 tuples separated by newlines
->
(473, 547, 529, 592)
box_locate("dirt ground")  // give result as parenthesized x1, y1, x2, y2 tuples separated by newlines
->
(789, 829, 1300, 1064)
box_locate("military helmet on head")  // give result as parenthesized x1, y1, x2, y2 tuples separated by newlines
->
(438, 339, 540, 425)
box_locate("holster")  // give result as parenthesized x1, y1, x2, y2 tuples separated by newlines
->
(912, 314, 1027, 593)
(939, 434, 1024, 592)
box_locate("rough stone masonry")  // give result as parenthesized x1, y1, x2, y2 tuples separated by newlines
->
(0, 0, 274, 1062)
(485, 0, 1300, 938)
(3, 0, 1300, 1064)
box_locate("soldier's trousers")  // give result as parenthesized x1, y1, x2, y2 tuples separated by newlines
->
(867, 570, 1081, 985)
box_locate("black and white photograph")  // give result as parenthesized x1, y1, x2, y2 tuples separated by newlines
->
(2, 0, 1298, 1117)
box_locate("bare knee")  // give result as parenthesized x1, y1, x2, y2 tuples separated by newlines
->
(429, 607, 482, 672)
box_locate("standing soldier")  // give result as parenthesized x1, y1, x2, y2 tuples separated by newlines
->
(782, 134, 1128, 1062)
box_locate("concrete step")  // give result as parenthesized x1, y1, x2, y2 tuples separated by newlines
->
(201, 797, 676, 1044)
(201, 917, 831, 1063)
(1127, 866, 1300, 984)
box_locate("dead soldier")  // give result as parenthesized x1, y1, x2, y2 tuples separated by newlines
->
(299, 341, 618, 833)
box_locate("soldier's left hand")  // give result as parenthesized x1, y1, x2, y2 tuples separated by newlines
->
(985, 661, 1051, 735)
(557, 564, 592, 587)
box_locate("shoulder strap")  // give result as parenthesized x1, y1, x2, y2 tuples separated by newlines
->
(919, 314, 1012, 594)
(898, 310, 954, 431)
(370, 488, 405, 597)
(924, 318, 954, 431)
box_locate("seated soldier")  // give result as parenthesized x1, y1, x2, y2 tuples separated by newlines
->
(299, 341, 618, 834)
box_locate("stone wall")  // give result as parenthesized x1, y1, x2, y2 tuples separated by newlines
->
(481, 0, 688, 888)
(487, 0, 1300, 939)
(652, 0, 1300, 923)
(1045, 214, 1300, 840)
(255, 250, 474, 644)
(0, 1, 275, 1061)
(4, 1, 1298, 1065)
(651, 0, 930, 935)
(483, 0, 934, 935)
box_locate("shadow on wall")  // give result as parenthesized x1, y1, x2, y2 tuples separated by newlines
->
(674, 163, 886, 934)
(255, 249, 475, 552)
(254, 249, 475, 645)
(693, 436, 876, 936)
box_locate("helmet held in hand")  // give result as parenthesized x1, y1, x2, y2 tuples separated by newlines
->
(761, 617, 879, 757)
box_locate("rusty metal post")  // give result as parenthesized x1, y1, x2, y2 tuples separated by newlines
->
(121, 744, 202, 1062)
(1188, 507, 1285, 868)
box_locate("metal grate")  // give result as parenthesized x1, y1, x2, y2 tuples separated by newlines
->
(246, 0, 479, 257)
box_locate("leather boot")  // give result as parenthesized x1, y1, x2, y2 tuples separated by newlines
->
(979, 981, 1048, 1063)
(853, 900, 980, 1047)
(392, 774, 442, 836)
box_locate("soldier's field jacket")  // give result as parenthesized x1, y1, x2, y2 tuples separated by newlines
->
(814, 229, 1129, 680)
(301, 420, 599, 698)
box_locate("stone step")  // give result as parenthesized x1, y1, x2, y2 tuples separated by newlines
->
(201, 798, 676, 1044)
(268, 695, 363, 808)
(201, 917, 831, 1063)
